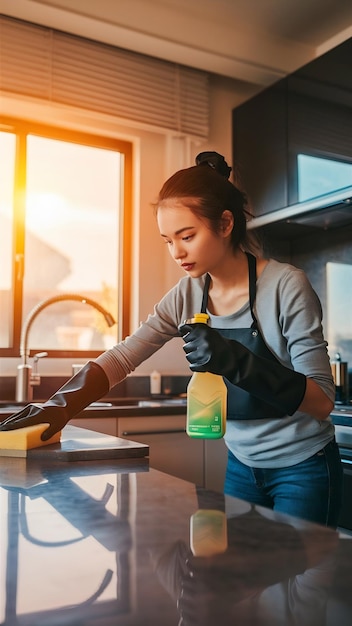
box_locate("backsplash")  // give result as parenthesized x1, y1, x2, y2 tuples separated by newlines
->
(291, 224, 352, 364)
(0, 374, 191, 403)
(262, 221, 352, 402)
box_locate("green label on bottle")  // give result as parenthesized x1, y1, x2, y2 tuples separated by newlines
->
(187, 396, 224, 438)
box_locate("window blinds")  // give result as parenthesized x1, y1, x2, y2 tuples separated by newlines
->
(0, 15, 209, 138)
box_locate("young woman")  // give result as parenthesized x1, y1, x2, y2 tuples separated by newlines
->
(0, 152, 342, 527)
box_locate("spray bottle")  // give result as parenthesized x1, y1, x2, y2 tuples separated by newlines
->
(186, 313, 227, 439)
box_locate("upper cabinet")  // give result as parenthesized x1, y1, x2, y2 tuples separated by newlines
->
(232, 81, 288, 218)
(232, 38, 352, 232)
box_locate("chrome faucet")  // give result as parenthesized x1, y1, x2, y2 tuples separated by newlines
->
(16, 293, 116, 403)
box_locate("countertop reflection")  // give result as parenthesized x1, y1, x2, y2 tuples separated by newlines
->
(0, 453, 351, 625)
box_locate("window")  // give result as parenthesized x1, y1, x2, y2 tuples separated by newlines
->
(0, 118, 132, 358)
(326, 262, 352, 362)
(297, 154, 352, 202)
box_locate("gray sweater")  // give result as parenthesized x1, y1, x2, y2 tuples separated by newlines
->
(96, 259, 335, 468)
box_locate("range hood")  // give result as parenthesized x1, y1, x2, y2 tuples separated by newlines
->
(247, 186, 352, 231)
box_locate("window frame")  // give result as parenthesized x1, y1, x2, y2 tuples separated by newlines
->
(0, 116, 133, 358)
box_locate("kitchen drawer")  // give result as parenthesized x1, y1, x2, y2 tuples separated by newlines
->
(70, 417, 118, 437)
(334, 425, 352, 449)
(117, 414, 204, 485)
(332, 423, 352, 533)
(339, 456, 352, 533)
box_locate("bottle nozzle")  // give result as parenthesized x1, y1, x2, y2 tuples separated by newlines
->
(192, 313, 209, 324)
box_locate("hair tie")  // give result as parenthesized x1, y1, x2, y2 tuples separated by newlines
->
(195, 151, 232, 180)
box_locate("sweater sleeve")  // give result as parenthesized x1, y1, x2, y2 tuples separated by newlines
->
(94, 275, 205, 388)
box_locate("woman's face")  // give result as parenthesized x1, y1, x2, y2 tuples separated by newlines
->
(157, 200, 233, 278)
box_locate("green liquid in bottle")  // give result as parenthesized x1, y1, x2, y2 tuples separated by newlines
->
(185, 313, 227, 439)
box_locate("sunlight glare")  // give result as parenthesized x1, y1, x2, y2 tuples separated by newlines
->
(26, 192, 70, 231)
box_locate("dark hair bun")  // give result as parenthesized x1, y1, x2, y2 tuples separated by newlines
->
(195, 151, 232, 180)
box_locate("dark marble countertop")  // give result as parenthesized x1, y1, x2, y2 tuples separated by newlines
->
(0, 427, 351, 625)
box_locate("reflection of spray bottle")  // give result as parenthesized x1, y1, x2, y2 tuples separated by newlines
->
(186, 313, 227, 439)
(190, 509, 228, 556)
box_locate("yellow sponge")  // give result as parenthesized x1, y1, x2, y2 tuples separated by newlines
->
(0, 424, 61, 452)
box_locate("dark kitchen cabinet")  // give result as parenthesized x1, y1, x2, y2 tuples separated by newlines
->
(232, 82, 288, 217)
(232, 38, 352, 219)
(338, 455, 352, 533)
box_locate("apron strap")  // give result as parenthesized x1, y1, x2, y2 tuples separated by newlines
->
(246, 252, 259, 329)
(201, 252, 258, 329)
(201, 274, 211, 313)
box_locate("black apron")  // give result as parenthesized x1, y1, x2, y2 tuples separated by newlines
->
(201, 253, 284, 419)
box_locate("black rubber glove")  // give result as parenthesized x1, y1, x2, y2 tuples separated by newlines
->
(179, 323, 306, 417)
(0, 361, 109, 440)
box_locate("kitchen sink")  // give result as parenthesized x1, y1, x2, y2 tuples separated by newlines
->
(0, 397, 187, 414)
(0, 402, 31, 412)
(136, 398, 187, 407)
(91, 398, 187, 408)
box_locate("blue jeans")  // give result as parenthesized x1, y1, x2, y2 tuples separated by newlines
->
(224, 439, 343, 527)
